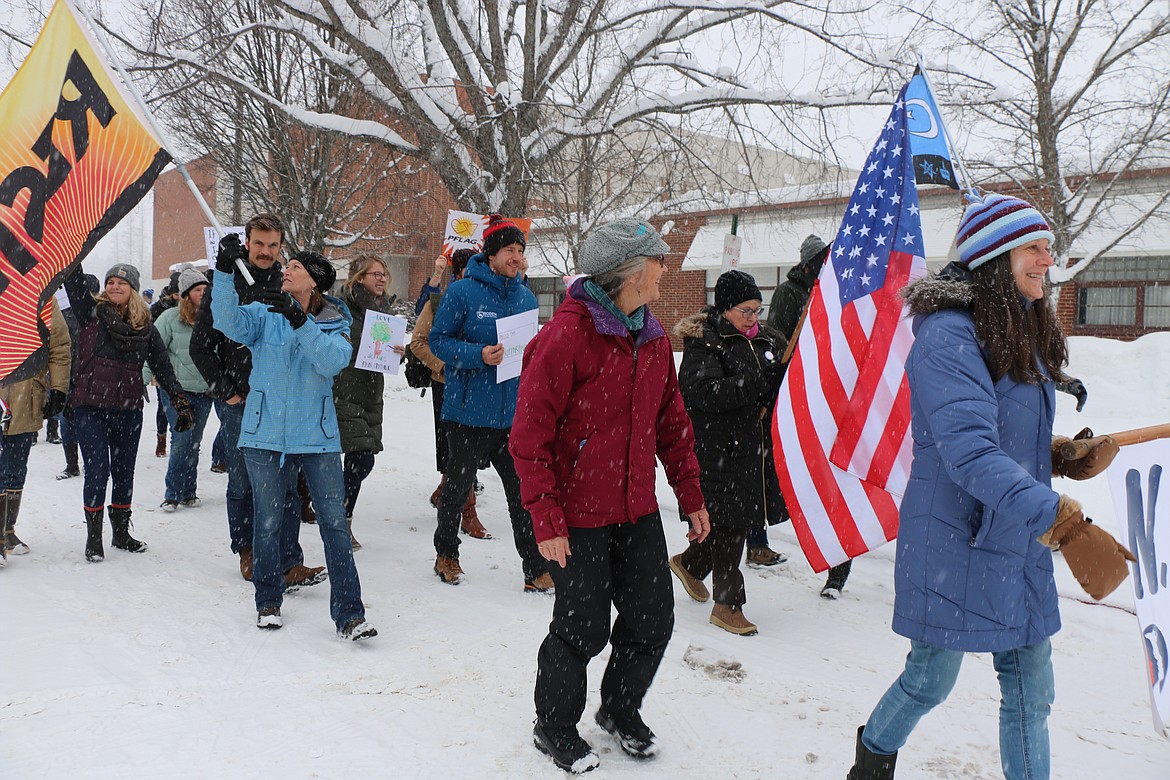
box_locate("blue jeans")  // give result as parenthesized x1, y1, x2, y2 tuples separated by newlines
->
(243, 448, 364, 629)
(218, 402, 303, 567)
(159, 389, 213, 502)
(74, 408, 143, 510)
(863, 639, 1054, 780)
(0, 432, 37, 491)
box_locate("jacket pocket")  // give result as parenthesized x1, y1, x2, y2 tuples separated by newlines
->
(320, 396, 339, 440)
(244, 389, 264, 434)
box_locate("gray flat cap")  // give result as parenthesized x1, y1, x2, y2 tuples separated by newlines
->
(578, 218, 670, 276)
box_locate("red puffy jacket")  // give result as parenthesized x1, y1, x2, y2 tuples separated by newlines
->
(510, 285, 704, 543)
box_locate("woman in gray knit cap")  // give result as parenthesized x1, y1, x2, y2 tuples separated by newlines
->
(511, 218, 709, 773)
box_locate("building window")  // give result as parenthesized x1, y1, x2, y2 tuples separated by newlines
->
(528, 276, 567, 321)
(1076, 286, 1137, 326)
(1144, 285, 1170, 328)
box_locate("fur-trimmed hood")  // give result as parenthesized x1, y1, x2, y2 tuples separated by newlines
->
(901, 262, 974, 317)
(673, 311, 708, 339)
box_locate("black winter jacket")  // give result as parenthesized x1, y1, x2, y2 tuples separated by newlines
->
(332, 285, 392, 453)
(189, 262, 284, 401)
(767, 259, 822, 340)
(675, 310, 788, 529)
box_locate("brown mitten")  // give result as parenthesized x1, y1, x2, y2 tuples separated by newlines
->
(1059, 522, 1137, 600)
(1051, 427, 1119, 480)
(1040, 495, 1137, 600)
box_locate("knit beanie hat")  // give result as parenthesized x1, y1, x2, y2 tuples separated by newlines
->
(800, 234, 829, 267)
(714, 270, 762, 312)
(105, 263, 141, 292)
(294, 250, 337, 292)
(955, 193, 1054, 271)
(578, 218, 670, 276)
(178, 268, 209, 298)
(481, 214, 526, 259)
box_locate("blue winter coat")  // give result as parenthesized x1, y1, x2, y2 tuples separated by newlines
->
(430, 254, 537, 429)
(210, 269, 353, 455)
(892, 274, 1062, 653)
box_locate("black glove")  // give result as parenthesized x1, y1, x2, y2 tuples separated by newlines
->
(170, 392, 195, 433)
(43, 388, 68, 420)
(215, 233, 247, 274)
(260, 291, 307, 329)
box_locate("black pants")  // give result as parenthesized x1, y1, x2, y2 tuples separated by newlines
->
(435, 423, 544, 580)
(678, 524, 749, 606)
(342, 450, 376, 518)
(430, 380, 447, 474)
(535, 513, 674, 727)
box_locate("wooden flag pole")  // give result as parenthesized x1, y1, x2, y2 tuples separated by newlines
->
(1059, 422, 1170, 460)
(71, 0, 254, 285)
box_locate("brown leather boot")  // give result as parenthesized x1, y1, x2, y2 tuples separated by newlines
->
(155, 434, 167, 458)
(284, 564, 326, 589)
(460, 487, 491, 539)
(669, 553, 710, 603)
(429, 475, 446, 509)
(298, 474, 316, 523)
(710, 603, 758, 636)
(239, 546, 253, 581)
(434, 555, 464, 584)
(347, 516, 362, 551)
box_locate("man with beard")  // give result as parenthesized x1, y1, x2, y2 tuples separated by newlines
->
(190, 213, 324, 589)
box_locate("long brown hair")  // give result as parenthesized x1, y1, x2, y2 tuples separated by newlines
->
(970, 253, 1069, 384)
(178, 294, 201, 325)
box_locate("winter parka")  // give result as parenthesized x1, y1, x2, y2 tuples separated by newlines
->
(190, 261, 284, 402)
(144, 306, 210, 394)
(510, 278, 705, 544)
(210, 270, 353, 455)
(332, 285, 391, 454)
(430, 254, 537, 429)
(0, 300, 70, 435)
(65, 270, 184, 411)
(675, 310, 787, 529)
(893, 272, 1062, 653)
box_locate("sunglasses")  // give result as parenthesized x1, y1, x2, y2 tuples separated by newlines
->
(648, 255, 667, 267)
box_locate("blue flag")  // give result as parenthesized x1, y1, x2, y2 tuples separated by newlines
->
(904, 70, 958, 190)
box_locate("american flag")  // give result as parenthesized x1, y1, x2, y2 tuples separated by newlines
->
(773, 83, 931, 572)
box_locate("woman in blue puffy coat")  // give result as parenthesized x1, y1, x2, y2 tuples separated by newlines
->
(211, 241, 376, 641)
(847, 194, 1135, 780)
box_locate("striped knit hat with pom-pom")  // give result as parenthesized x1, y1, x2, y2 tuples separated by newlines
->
(954, 193, 1054, 271)
(481, 214, 526, 259)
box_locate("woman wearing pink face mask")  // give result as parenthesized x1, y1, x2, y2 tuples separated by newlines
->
(671, 270, 788, 637)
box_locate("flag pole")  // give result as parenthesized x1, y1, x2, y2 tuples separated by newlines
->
(913, 52, 979, 200)
(70, 0, 255, 285)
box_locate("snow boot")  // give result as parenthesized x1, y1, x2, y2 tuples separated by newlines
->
(239, 546, 253, 581)
(846, 726, 897, 779)
(596, 706, 658, 758)
(257, 606, 282, 630)
(85, 508, 105, 562)
(338, 617, 378, 642)
(298, 473, 316, 523)
(746, 544, 788, 567)
(58, 441, 80, 480)
(283, 564, 327, 591)
(155, 433, 167, 458)
(109, 505, 148, 553)
(460, 487, 492, 539)
(710, 603, 759, 636)
(821, 560, 852, 600)
(46, 419, 61, 444)
(669, 553, 710, 602)
(533, 720, 600, 774)
(3, 490, 29, 555)
(524, 572, 555, 593)
(434, 555, 464, 584)
(429, 475, 446, 509)
(347, 516, 362, 551)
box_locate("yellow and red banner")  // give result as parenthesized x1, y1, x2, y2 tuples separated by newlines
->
(0, 0, 171, 384)
(442, 210, 531, 258)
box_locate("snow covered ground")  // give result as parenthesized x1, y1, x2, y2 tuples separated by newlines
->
(3, 335, 1169, 779)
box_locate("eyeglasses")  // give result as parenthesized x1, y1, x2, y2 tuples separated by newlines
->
(363, 271, 388, 280)
(732, 305, 766, 319)
(648, 255, 666, 267)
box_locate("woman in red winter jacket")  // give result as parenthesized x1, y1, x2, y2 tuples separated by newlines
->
(510, 218, 709, 773)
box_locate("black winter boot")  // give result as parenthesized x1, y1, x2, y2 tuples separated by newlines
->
(109, 506, 148, 553)
(4, 490, 29, 555)
(58, 441, 81, 479)
(846, 726, 896, 779)
(85, 509, 105, 562)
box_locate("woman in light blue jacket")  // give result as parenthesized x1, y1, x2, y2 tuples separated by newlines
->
(847, 194, 1134, 780)
(211, 240, 376, 641)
